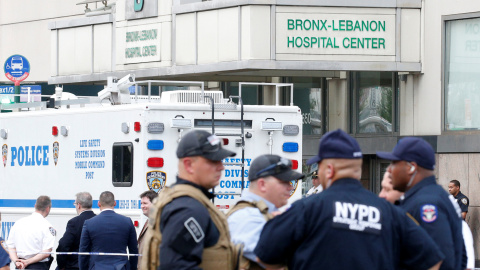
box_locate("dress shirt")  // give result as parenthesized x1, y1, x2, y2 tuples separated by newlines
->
(6, 212, 55, 261)
(227, 189, 277, 263)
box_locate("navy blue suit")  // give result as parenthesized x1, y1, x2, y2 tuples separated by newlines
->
(57, 210, 96, 270)
(79, 210, 138, 270)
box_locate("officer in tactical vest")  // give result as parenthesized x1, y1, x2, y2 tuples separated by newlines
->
(227, 154, 304, 269)
(141, 130, 242, 270)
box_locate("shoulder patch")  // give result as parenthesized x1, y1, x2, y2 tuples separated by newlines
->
(184, 217, 204, 243)
(49, 227, 56, 236)
(421, 204, 437, 223)
(461, 198, 468, 205)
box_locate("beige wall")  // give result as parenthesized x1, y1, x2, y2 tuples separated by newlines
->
(412, 0, 480, 135)
(0, 1, 85, 83)
(437, 153, 479, 260)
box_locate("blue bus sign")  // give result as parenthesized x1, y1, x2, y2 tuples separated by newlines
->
(4, 55, 30, 85)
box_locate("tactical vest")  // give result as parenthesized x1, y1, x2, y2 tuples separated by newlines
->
(141, 184, 242, 270)
(226, 200, 274, 270)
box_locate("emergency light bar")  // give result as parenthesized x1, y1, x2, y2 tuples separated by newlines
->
(291, 160, 299, 170)
(261, 121, 282, 131)
(148, 122, 164, 134)
(147, 140, 164, 150)
(121, 123, 130, 134)
(52, 126, 59, 136)
(171, 118, 192, 129)
(61, 126, 69, 136)
(147, 158, 164, 167)
(283, 125, 299, 136)
(0, 129, 7, 139)
(283, 142, 299, 153)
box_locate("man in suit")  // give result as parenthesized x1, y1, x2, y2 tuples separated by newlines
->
(56, 192, 96, 270)
(79, 191, 138, 270)
(137, 190, 158, 268)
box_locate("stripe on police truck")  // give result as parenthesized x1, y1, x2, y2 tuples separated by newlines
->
(0, 199, 141, 209)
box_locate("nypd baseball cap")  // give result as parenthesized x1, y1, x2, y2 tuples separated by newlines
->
(176, 130, 236, 161)
(376, 137, 435, 170)
(306, 129, 363, 165)
(248, 154, 304, 182)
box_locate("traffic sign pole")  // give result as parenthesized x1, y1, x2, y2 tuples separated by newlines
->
(4, 55, 30, 104)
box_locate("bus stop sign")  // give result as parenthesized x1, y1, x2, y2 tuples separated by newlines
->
(4, 55, 30, 85)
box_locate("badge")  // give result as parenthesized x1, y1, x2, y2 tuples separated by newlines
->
(421, 204, 437, 223)
(146, 171, 167, 193)
(49, 227, 56, 236)
(461, 198, 468, 205)
(53, 142, 59, 166)
(184, 217, 204, 243)
(0, 239, 8, 253)
(289, 180, 299, 197)
(2, 144, 7, 167)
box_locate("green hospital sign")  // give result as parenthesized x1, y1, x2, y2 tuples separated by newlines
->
(276, 12, 395, 56)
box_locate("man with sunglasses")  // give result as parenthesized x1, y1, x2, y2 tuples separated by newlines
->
(141, 130, 240, 270)
(377, 137, 465, 270)
(255, 129, 444, 270)
(227, 154, 304, 269)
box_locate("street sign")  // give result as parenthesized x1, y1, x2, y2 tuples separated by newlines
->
(0, 85, 41, 103)
(4, 55, 30, 85)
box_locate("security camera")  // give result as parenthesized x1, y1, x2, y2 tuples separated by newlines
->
(117, 74, 135, 92)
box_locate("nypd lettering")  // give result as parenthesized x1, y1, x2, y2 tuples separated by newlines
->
(332, 201, 382, 234)
(10, 145, 49, 166)
(421, 204, 438, 223)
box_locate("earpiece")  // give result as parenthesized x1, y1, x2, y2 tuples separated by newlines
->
(409, 164, 415, 173)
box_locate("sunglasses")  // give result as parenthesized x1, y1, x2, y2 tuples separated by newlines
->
(184, 135, 221, 156)
(255, 157, 292, 178)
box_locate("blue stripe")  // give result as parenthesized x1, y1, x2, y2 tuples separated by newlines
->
(0, 199, 140, 209)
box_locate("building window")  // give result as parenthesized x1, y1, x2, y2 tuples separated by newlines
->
(286, 77, 326, 135)
(350, 72, 398, 134)
(445, 17, 480, 131)
(112, 142, 133, 187)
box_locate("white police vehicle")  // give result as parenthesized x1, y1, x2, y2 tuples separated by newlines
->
(0, 75, 302, 261)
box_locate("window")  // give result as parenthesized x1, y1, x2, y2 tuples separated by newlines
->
(287, 77, 326, 135)
(350, 72, 398, 134)
(445, 17, 480, 131)
(112, 142, 133, 187)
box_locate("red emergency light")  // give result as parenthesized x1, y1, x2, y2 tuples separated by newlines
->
(147, 158, 164, 167)
(134, 122, 141, 132)
(291, 159, 298, 170)
(52, 126, 58, 136)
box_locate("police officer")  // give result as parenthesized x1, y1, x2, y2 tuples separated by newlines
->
(6, 196, 55, 270)
(448, 180, 469, 220)
(377, 137, 464, 270)
(141, 130, 241, 270)
(255, 129, 444, 270)
(305, 171, 322, 197)
(227, 154, 304, 269)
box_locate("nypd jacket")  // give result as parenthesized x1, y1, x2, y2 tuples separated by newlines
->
(255, 178, 444, 270)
